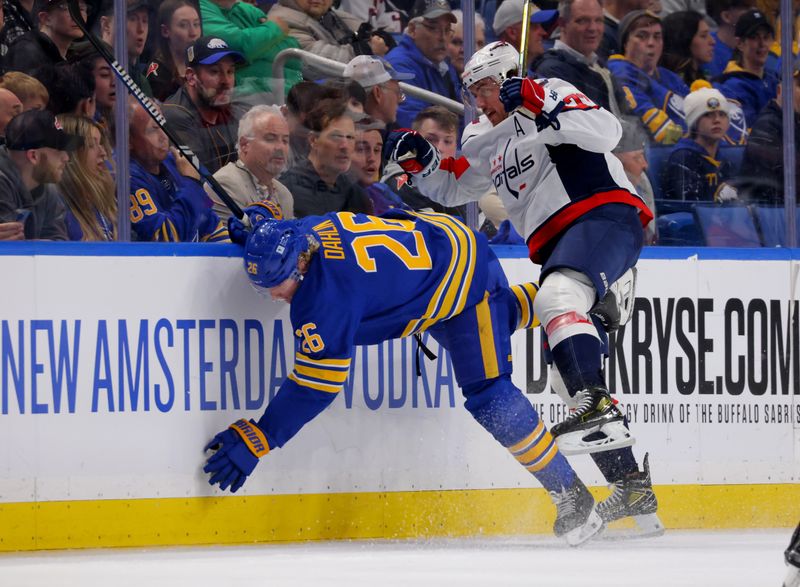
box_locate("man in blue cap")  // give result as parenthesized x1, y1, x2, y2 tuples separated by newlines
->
(164, 35, 246, 174)
(493, 0, 559, 75)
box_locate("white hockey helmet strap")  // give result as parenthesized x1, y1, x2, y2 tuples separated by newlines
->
(462, 41, 521, 90)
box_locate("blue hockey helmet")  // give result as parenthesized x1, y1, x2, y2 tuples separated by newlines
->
(244, 219, 309, 289)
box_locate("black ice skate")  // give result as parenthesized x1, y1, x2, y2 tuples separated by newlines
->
(549, 478, 604, 546)
(551, 385, 634, 455)
(785, 523, 800, 587)
(596, 453, 665, 539)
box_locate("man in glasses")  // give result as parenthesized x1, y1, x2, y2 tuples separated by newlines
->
(6, 0, 86, 74)
(344, 54, 413, 138)
(384, 0, 460, 128)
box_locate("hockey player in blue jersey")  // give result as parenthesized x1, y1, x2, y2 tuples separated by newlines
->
(383, 41, 663, 537)
(203, 206, 604, 545)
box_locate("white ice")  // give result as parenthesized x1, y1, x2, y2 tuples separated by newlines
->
(0, 529, 791, 587)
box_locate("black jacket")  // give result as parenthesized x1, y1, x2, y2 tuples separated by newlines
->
(279, 158, 371, 218)
(532, 49, 612, 111)
(739, 100, 800, 204)
(6, 30, 65, 75)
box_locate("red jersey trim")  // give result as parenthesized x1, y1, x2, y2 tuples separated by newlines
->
(439, 156, 471, 180)
(526, 190, 654, 263)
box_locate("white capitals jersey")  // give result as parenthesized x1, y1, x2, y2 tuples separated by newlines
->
(415, 78, 653, 262)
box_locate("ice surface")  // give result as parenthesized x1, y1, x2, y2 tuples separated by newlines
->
(0, 530, 791, 587)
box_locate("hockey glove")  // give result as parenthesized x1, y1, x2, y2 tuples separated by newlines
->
(499, 77, 565, 131)
(227, 216, 249, 246)
(203, 419, 270, 493)
(384, 129, 440, 178)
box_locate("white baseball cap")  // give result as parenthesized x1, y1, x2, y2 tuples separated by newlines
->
(343, 56, 415, 89)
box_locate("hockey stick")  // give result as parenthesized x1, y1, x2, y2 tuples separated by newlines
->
(67, 0, 246, 222)
(518, 0, 533, 75)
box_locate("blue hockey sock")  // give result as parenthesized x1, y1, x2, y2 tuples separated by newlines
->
(462, 376, 576, 493)
(591, 446, 639, 482)
(550, 333, 605, 395)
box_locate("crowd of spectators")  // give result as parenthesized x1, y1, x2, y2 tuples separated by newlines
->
(0, 0, 796, 245)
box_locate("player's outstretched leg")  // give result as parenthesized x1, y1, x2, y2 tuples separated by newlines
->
(785, 522, 800, 587)
(462, 375, 604, 546)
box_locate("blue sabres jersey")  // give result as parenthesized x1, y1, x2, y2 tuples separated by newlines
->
(282, 210, 489, 395)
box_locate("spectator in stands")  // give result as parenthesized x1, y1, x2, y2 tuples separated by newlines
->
(0, 71, 48, 111)
(706, 0, 755, 77)
(96, 0, 154, 97)
(661, 10, 714, 86)
(713, 9, 779, 132)
(608, 10, 689, 144)
(0, 109, 80, 239)
(658, 0, 706, 16)
(129, 101, 229, 242)
(0, 89, 23, 138)
(7, 0, 87, 74)
(493, 0, 558, 73)
(663, 83, 739, 201)
(386, 0, 461, 128)
(200, 0, 301, 101)
(279, 97, 371, 217)
(738, 63, 800, 203)
(344, 55, 414, 136)
(0, 0, 34, 62)
(72, 44, 115, 130)
(448, 9, 486, 77)
(338, 0, 403, 34)
(37, 63, 96, 118)
(164, 36, 246, 175)
(532, 0, 622, 115)
(613, 118, 656, 243)
(351, 122, 411, 214)
(208, 105, 294, 221)
(146, 0, 201, 102)
(599, 0, 649, 61)
(284, 80, 324, 166)
(57, 114, 116, 240)
(412, 104, 457, 158)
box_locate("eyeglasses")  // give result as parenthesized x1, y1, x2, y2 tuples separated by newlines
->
(56, 1, 88, 12)
(419, 21, 453, 37)
(381, 84, 406, 102)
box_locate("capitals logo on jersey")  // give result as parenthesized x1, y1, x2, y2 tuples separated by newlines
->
(491, 136, 535, 199)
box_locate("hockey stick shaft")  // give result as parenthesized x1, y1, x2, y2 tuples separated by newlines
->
(518, 0, 533, 75)
(67, 0, 246, 221)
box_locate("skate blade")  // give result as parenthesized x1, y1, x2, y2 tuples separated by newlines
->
(601, 514, 665, 541)
(556, 421, 635, 456)
(784, 566, 800, 587)
(564, 510, 605, 547)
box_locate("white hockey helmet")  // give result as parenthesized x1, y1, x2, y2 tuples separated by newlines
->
(461, 41, 520, 90)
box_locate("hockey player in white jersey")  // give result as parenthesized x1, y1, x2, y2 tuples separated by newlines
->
(384, 41, 663, 536)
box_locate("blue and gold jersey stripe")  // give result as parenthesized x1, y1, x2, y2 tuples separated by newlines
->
(401, 211, 477, 337)
(202, 220, 230, 243)
(510, 282, 540, 330)
(288, 352, 352, 394)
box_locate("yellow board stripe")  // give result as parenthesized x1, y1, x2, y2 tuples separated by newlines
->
(294, 363, 350, 384)
(288, 371, 341, 393)
(475, 292, 499, 380)
(0, 484, 797, 551)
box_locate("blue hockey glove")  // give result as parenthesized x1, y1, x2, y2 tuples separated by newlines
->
(384, 129, 440, 178)
(203, 419, 270, 493)
(227, 216, 249, 246)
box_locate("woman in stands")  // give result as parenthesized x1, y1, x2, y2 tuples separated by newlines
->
(58, 116, 117, 241)
(146, 0, 202, 102)
(661, 11, 715, 86)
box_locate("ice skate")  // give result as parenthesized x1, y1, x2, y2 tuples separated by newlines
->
(596, 454, 665, 539)
(551, 385, 634, 455)
(549, 478, 604, 546)
(785, 524, 800, 587)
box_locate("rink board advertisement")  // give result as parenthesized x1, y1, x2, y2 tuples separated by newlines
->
(0, 243, 798, 549)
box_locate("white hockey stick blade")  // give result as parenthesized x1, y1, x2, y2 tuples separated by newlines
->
(601, 513, 666, 541)
(556, 420, 635, 455)
(564, 509, 605, 547)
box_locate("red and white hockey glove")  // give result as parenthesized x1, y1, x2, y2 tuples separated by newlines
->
(499, 77, 565, 130)
(384, 129, 440, 178)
